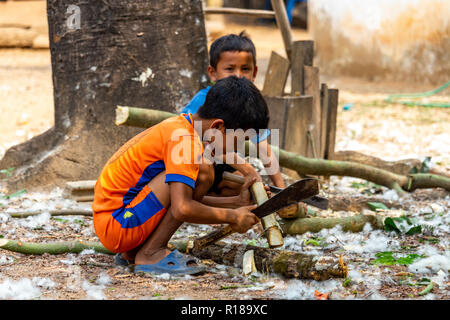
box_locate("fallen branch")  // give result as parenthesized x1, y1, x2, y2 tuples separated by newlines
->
(279, 214, 385, 235)
(333, 150, 421, 176)
(114, 106, 450, 193)
(0, 239, 111, 255)
(0, 238, 347, 280)
(4, 209, 93, 218)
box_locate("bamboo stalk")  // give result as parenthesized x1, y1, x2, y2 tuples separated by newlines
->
(5, 209, 93, 218)
(280, 214, 385, 235)
(250, 181, 284, 248)
(115, 106, 175, 128)
(0, 239, 111, 255)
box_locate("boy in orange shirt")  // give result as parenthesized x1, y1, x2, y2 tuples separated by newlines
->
(182, 32, 286, 196)
(92, 76, 269, 275)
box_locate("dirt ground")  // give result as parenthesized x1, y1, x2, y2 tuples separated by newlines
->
(0, 21, 449, 300)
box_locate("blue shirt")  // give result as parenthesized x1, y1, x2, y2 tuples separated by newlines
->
(181, 86, 270, 144)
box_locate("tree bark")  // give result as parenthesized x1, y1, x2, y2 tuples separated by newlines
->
(0, 0, 208, 191)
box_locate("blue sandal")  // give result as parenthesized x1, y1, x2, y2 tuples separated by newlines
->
(134, 250, 205, 276)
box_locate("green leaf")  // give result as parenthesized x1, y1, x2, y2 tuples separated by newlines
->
(367, 202, 389, 211)
(384, 217, 401, 233)
(343, 278, 352, 287)
(372, 252, 424, 266)
(418, 281, 433, 296)
(396, 254, 423, 265)
(304, 239, 320, 246)
(406, 225, 422, 235)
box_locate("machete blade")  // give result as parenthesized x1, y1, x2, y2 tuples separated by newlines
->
(251, 178, 319, 218)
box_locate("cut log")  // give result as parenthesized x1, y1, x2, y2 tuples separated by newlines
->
(189, 240, 348, 280)
(280, 214, 385, 235)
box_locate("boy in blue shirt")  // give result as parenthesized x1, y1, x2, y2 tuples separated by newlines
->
(181, 32, 285, 195)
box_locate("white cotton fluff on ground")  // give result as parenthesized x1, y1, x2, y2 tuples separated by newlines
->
(0, 255, 14, 265)
(283, 279, 341, 300)
(32, 277, 56, 290)
(82, 272, 112, 300)
(17, 212, 52, 231)
(408, 252, 450, 274)
(82, 281, 106, 300)
(0, 278, 42, 300)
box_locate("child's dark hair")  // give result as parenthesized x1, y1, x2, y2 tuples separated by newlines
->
(209, 31, 256, 69)
(198, 76, 269, 131)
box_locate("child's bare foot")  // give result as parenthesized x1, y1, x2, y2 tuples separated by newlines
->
(134, 247, 172, 265)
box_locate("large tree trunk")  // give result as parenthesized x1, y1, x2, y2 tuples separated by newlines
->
(0, 0, 208, 191)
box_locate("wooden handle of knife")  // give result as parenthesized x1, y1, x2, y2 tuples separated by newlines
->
(193, 225, 234, 250)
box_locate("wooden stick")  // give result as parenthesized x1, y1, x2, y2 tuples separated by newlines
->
(5, 209, 93, 218)
(270, 0, 294, 60)
(204, 7, 275, 19)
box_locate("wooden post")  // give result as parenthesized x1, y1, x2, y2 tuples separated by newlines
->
(320, 83, 329, 159)
(324, 89, 339, 160)
(270, 0, 294, 60)
(303, 66, 321, 158)
(290, 40, 314, 96)
(261, 51, 290, 97)
(265, 96, 315, 157)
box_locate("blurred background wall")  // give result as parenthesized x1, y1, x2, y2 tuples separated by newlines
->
(309, 0, 450, 84)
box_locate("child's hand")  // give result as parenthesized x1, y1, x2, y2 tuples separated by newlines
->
(236, 176, 256, 206)
(230, 204, 260, 233)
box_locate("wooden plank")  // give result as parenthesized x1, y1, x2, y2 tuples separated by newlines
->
(290, 40, 314, 96)
(265, 96, 289, 149)
(303, 66, 321, 158)
(320, 83, 329, 159)
(270, 0, 294, 60)
(261, 51, 290, 97)
(284, 96, 314, 157)
(324, 88, 339, 160)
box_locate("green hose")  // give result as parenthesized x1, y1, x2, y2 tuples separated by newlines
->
(384, 81, 450, 108)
